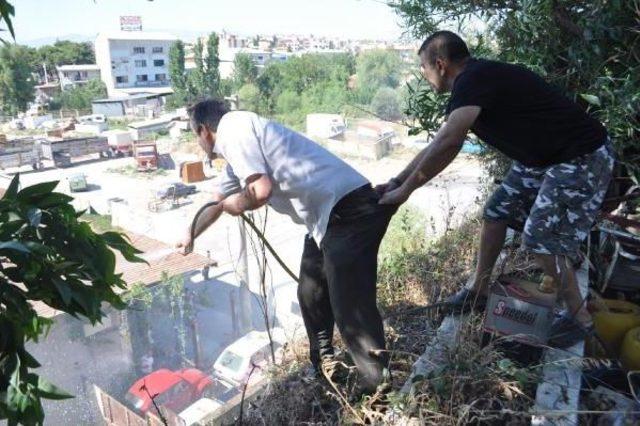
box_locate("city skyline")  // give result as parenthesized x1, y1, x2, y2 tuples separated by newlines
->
(13, 0, 409, 46)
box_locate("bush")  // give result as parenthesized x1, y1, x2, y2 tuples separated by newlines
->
(371, 86, 402, 121)
(378, 205, 480, 310)
(53, 78, 106, 111)
(238, 83, 263, 113)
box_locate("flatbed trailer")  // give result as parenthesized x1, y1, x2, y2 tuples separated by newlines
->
(0, 147, 42, 170)
(40, 136, 109, 167)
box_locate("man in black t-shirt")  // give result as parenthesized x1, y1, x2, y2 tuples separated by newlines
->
(378, 31, 614, 348)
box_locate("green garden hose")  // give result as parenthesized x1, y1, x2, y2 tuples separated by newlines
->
(189, 201, 300, 284)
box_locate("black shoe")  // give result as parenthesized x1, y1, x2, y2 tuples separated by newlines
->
(320, 355, 351, 383)
(446, 288, 487, 314)
(548, 313, 594, 349)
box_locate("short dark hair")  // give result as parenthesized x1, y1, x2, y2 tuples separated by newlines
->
(187, 98, 229, 134)
(418, 31, 470, 66)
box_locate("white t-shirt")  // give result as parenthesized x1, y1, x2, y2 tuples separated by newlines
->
(214, 111, 368, 243)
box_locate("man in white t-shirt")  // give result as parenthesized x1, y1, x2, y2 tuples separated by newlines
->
(178, 99, 397, 393)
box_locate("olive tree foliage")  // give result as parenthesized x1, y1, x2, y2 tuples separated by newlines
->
(0, 0, 15, 44)
(392, 0, 640, 183)
(0, 176, 144, 425)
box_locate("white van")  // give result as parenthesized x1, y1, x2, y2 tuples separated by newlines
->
(178, 397, 223, 426)
(212, 329, 285, 388)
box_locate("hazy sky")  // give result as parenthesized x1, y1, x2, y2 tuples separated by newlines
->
(13, 0, 408, 44)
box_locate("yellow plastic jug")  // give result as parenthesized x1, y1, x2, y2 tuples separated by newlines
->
(593, 299, 640, 357)
(621, 327, 640, 371)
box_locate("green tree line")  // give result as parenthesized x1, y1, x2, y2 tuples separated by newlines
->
(0, 39, 97, 115)
(168, 42, 411, 130)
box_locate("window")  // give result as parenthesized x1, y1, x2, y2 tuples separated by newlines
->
(115, 76, 128, 83)
(136, 74, 148, 82)
(133, 46, 145, 54)
(217, 351, 244, 374)
(152, 47, 163, 53)
(81, 71, 88, 78)
(155, 73, 166, 82)
(153, 59, 165, 67)
(134, 60, 147, 67)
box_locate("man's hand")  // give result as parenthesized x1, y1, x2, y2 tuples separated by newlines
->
(379, 185, 411, 205)
(176, 231, 194, 255)
(222, 194, 247, 216)
(374, 178, 400, 197)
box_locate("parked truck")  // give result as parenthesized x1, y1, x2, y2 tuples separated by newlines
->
(102, 130, 134, 157)
(0, 137, 43, 170)
(40, 136, 109, 167)
(133, 140, 159, 171)
(0, 148, 42, 170)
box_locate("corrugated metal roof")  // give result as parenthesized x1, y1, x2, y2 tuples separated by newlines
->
(127, 116, 174, 129)
(92, 93, 165, 103)
(31, 230, 209, 318)
(56, 64, 100, 71)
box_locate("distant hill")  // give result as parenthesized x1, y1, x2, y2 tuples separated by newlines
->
(20, 33, 95, 47)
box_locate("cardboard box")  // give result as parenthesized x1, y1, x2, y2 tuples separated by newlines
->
(181, 161, 205, 183)
(483, 277, 556, 346)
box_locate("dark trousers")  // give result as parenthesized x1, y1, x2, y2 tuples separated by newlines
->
(297, 185, 396, 391)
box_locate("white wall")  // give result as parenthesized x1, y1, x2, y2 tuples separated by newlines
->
(95, 34, 114, 96)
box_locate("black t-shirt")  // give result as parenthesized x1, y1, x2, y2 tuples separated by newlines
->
(446, 58, 607, 167)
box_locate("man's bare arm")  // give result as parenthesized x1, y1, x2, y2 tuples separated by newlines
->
(222, 174, 273, 216)
(395, 145, 431, 183)
(379, 106, 480, 204)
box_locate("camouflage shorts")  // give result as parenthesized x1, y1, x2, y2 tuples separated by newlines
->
(484, 142, 615, 256)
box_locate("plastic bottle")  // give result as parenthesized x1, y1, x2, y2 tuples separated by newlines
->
(538, 275, 556, 293)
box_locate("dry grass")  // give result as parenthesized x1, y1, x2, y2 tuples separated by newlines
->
(106, 164, 169, 179)
(389, 315, 537, 425)
(245, 317, 538, 425)
(240, 208, 541, 425)
(377, 206, 481, 312)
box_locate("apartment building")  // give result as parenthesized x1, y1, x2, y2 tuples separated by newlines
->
(95, 31, 177, 97)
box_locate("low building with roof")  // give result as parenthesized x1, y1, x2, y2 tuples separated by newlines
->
(56, 64, 102, 91)
(91, 92, 170, 118)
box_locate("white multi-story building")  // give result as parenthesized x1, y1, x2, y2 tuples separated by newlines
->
(191, 33, 274, 79)
(95, 31, 177, 97)
(56, 64, 101, 91)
